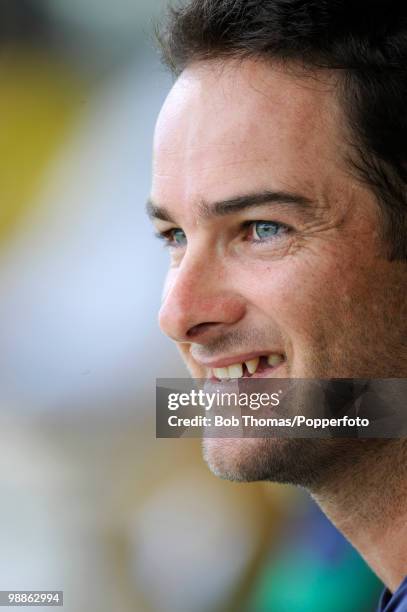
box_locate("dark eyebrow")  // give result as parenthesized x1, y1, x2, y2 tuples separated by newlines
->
(146, 200, 175, 222)
(146, 190, 312, 222)
(206, 190, 312, 217)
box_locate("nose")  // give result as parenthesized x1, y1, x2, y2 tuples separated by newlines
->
(159, 256, 246, 343)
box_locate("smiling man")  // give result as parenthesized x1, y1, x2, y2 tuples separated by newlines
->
(148, 1, 407, 609)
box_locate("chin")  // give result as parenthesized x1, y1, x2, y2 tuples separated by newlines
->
(202, 436, 369, 490)
(201, 437, 309, 484)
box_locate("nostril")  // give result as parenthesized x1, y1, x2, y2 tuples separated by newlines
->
(187, 322, 220, 339)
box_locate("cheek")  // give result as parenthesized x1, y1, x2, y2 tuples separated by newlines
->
(236, 254, 356, 340)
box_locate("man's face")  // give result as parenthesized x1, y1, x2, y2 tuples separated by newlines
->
(150, 59, 406, 485)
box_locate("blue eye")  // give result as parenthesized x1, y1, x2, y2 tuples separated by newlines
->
(251, 221, 282, 241)
(156, 228, 187, 248)
(171, 228, 187, 246)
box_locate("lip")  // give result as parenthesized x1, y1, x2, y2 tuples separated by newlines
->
(193, 350, 285, 369)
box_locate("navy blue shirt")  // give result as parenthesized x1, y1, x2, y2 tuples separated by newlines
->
(377, 577, 407, 611)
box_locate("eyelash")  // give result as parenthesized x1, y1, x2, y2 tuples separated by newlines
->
(155, 221, 291, 248)
(155, 229, 186, 249)
(242, 220, 291, 244)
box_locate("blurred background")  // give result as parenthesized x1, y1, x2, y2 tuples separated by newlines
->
(0, 1, 383, 611)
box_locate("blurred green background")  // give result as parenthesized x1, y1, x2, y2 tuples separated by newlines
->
(0, 2, 382, 611)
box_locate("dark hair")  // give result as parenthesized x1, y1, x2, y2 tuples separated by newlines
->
(157, 0, 407, 260)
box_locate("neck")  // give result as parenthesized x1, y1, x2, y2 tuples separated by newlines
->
(311, 440, 407, 593)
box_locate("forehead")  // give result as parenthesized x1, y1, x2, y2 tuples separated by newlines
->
(152, 59, 348, 213)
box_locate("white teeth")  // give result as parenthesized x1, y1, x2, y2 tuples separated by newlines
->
(214, 367, 229, 380)
(213, 355, 283, 380)
(227, 363, 243, 379)
(267, 354, 283, 367)
(245, 357, 260, 375)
